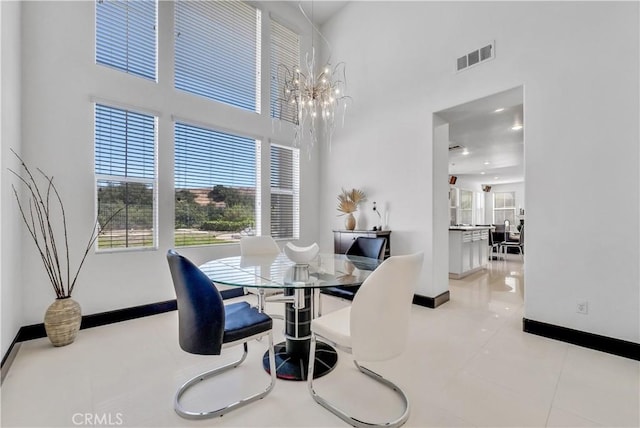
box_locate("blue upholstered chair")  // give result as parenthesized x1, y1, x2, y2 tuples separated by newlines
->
(166, 250, 276, 419)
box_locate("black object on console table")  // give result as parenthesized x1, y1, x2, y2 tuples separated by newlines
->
(333, 229, 391, 259)
(324, 230, 392, 301)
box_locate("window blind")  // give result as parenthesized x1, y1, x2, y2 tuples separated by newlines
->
(270, 19, 299, 123)
(459, 189, 473, 225)
(174, 122, 258, 247)
(96, 0, 157, 80)
(95, 104, 157, 249)
(175, 1, 261, 113)
(270, 144, 299, 239)
(493, 192, 516, 224)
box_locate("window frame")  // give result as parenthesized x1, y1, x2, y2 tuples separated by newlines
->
(174, 0, 262, 113)
(493, 191, 517, 225)
(269, 16, 300, 124)
(95, 0, 158, 81)
(173, 120, 261, 248)
(269, 142, 300, 240)
(458, 189, 474, 225)
(92, 2, 309, 251)
(94, 102, 159, 252)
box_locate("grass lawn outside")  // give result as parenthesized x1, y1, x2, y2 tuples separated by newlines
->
(98, 229, 239, 249)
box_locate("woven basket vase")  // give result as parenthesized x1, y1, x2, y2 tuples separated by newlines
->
(44, 297, 82, 347)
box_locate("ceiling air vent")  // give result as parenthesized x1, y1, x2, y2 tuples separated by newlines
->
(448, 144, 465, 151)
(456, 41, 495, 72)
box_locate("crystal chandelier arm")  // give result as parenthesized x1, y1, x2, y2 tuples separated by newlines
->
(272, 3, 350, 151)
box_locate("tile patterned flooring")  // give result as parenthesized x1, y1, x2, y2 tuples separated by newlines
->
(2, 257, 638, 427)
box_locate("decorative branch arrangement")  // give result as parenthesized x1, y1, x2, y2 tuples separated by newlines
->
(9, 149, 120, 298)
(336, 188, 367, 215)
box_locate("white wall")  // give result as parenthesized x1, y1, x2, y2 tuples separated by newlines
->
(5, 1, 639, 349)
(319, 1, 639, 343)
(13, 1, 320, 325)
(1, 1, 24, 357)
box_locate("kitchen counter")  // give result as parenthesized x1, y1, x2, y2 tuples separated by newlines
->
(449, 225, 494, 231)
(449, 227, 490, 278)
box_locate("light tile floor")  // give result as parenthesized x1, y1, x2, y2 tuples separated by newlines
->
(2, 257, 638, 427)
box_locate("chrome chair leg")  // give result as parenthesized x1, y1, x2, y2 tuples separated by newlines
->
(316, 289, 323, 317)
(174, 332, 277, 420)
(307, 334, 410, 428)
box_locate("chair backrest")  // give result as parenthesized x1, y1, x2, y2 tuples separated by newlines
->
(518, 225, 524, 244)
(503, 219, 511, 241)
(345, 237, 387, 261)
(240, 236, 280, 256)
(167, 250, 225, 355)
(350, 252, 424, 362)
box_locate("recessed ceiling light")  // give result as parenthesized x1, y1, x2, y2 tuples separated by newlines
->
(462, 150, 469, 155)
(483, 161, 490, 165)
(494, 108, 504, 113)
(480, 172, 486, 175)
(511, 124, 523, 130)
(494, 176, 499, 179)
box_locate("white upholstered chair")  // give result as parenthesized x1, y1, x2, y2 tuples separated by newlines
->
(240, 236, 283, 312)
(307, 252, 424, 428)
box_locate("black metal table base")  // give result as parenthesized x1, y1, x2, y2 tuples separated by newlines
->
(262, 341, 338, 381)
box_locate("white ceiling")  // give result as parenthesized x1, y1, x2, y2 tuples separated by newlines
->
(436, 86, 524, 187)
(292, 1, 349, 26)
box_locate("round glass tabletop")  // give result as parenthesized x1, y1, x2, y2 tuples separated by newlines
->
(199, 253, 381, 289)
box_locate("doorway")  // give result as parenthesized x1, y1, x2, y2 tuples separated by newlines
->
(433, 86, 525, 301)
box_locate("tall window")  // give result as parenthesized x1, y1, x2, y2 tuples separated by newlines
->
(95, 0, 157, 80)
(449, 187, 458, 225)
(174, 123, 258, 247)
(270, 19, 299, 123)
(459, 189, 473, 225)
(270, 144, 300, 239)
(474, 192, 485, 225)
(95, 104, 157, 250)
(494, 192, 516, 224)
(174, 0, 261, 112)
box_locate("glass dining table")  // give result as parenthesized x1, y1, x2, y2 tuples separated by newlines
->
(199, 253, 382, 381)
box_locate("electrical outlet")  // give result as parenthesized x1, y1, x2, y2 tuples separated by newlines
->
(577, 301, 588, 315)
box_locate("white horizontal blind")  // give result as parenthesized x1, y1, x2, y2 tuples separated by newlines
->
(95, 0, 157, 80)
(174, 122, 258, 247)
(474, 192, 485, 225)
(459, 189, 473, 225)
(174, 1, 261, 112)
(95, 104, 157, 250)
(270, 144, 299, 239)
(270, 19, 299, 123)
(494, 192, 516, 224)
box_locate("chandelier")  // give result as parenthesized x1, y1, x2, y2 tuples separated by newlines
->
(279, 4, 349, 148)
